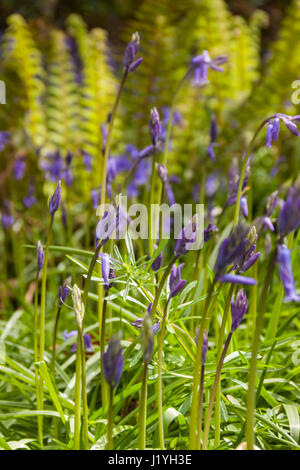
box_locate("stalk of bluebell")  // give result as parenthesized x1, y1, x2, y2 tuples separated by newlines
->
(34, 241, 44, 446)
(72, 284, 89, 450)
(202, 290, 247, 450)
(37, 180, 61, 448)
(102, 332, 124, 450)
(196, 331, 208, 449)
(51, 277, 71, 377)
(138, 313, 154, 450)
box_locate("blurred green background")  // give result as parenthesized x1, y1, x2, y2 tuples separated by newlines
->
(0, 0, 293, 48)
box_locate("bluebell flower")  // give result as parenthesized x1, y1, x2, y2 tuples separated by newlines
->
(191, 50, 227, 87)
(81, 149, 92, 171)
(102, 332, 124, 389)
(149, 107, 161, 146)
(123, 32, 143, 73)
(49, 180, 62, 217)
(131, 303, 160, 334)
(58, 277, 71, 306)
(266, 113, 300, 147)
(277, 186, 300, 239)
(0, 131, 10, 151)
(277, 244, 300, 302)
(13, 157, 26, 180)
(169, 263, 187, 298)
(63, 330, 94, 353)
(23, 183, 36, 209)
(174, 215, 199, 256)
(231, 289, 248, 332)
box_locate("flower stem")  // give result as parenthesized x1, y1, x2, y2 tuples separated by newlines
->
(202, 332, 232, 449)
(138, 362, 148, 450)
(51, 306, 61, 378)
(107, 385, 114, 450)
(213, 284, 235, 448)
(150, 255, 178, 322)
(79, 330, 89, 450)
(74, 334, 82, 450)
(189, 279, 216, 449)
(246, 249, 277, 449)
(157, 297, 170, 450)
(100, 298, 108, 406)
(37, 217, 53, 448)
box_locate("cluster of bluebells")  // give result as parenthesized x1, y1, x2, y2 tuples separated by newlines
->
(214, 224, 258, 285)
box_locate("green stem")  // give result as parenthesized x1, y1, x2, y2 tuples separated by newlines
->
(79, 330, 89, 450)
(51, 306, 61, 378)
(246, 249, 277, 450)
(233, 117, 273, 227)
(37, 217, 53, 448)
(74, 334, 82, 450)
(213, 284, 235, 448)
(34, 273, 43, 446)
(189, 278, 216, 449)
(100, 298, 108, 406)
(197, 364, 205, 449)
(202, 332, 232, 449)
(150, 255, 178, 322)
(157, 297, 170, 450)
(138, 363, 148, 450)
(100, 70, 128, 210)
(107, 385, 114, 450)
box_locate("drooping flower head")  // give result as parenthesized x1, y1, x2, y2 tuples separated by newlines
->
(231, 289, 248, 332)
(96, 206, 119, 247)
(266, 113, 300, 148)
(169, 263, 187, 298)
(277, 185, 300, 240)
(49, 180, 62, 218)
(215, 224, 257, 285)
(99, 253, 116, 292)
(58, 276, 71, 306)
(277, 244, 300, 302)
(174, 214, 199, 256)
(102, 331, 124, 389)
(191, 50, 227, 87)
